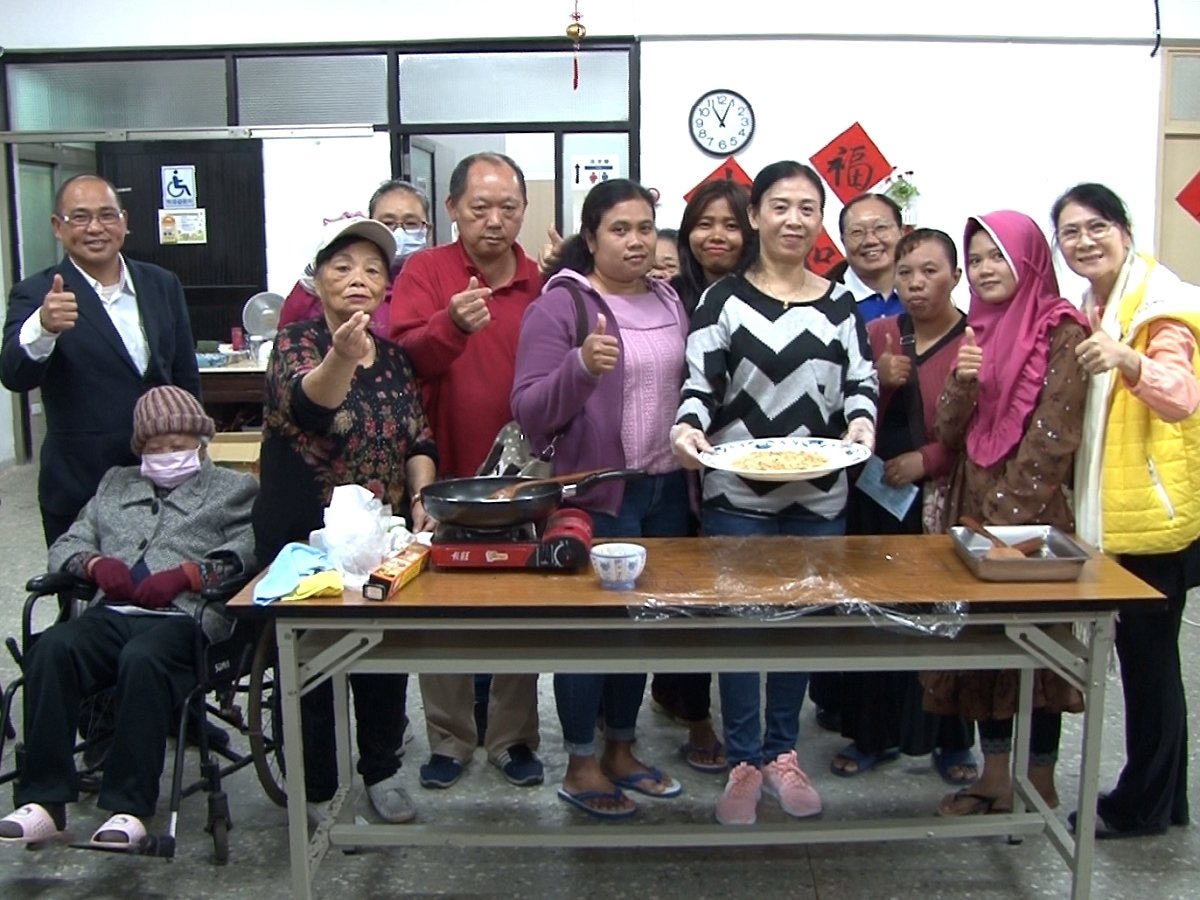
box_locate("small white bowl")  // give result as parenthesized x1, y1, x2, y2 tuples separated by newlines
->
(590, 542, 647, 590)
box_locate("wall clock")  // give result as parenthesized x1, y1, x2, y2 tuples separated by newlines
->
(689, 89, 755, 157)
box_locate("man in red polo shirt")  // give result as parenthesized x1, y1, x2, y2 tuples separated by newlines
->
(389, 152, 543, 790)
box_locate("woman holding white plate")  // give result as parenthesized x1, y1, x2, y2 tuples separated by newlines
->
(671, 160, 878, 827)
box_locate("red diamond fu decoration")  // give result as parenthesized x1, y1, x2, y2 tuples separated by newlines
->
(810, 122, 891, 205)
(806, 228, 845, 277)
(1176, 170, 1200, 225)
(684, 156, 753, 204)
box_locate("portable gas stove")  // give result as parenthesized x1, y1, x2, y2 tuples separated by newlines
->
(430, 508, 593, 570)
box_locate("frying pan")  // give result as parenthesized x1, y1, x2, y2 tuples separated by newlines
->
(420, 469, 644, 529)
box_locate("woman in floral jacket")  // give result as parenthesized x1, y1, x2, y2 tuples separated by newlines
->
(253, 217, 437, 826)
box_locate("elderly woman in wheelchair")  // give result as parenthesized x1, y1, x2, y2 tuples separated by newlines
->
(0, 386, 257, 849)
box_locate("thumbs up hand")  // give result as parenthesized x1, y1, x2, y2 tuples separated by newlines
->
(581, 312, 620, 376)
(538, 225, 565, 275)
(40, 273, 78, 333)
(876, 332, 913, 388)
(955, 326, 983, 383)
(1076, 306, 1136, 378)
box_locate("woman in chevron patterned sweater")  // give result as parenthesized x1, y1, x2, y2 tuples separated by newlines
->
(672, 160, 878, 826)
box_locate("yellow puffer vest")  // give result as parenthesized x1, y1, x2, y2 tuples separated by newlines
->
(1101, 259, 1200, 554)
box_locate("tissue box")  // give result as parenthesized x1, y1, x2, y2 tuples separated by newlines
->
(362, 544, 430, 601)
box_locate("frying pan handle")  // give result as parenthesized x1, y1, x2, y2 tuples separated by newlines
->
(564, 468, 646, 498)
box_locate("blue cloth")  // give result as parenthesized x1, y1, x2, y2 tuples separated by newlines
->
(253, 542, 334, 605)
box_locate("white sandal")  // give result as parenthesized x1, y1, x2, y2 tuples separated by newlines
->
(87, 813, 148, 850)
(0, 803, 67, 845)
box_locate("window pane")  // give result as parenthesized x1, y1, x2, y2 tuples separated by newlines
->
(1170, 55, 1200, 122)
(399, 51, 628, 124)
(238, 55, 388, 126)
(561, 132, 629, 234)
(8, 60, 227, 131)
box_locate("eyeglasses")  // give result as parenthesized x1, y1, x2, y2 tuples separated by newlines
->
(844, 222, 897, 244)
(380, 220, 428, 234)
(1056, 219, 1114, 245)
(59, 209, 123, 229)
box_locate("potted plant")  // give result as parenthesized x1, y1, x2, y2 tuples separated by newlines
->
(883, 169, 920, 226)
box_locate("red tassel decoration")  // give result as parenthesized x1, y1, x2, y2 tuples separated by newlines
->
(566, 2, 586, 91)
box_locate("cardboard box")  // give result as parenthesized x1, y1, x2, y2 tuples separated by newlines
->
(362, 544, 430, 601)
(208, 432, 261, 475)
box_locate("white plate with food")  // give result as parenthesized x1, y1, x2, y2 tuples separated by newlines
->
(698, 437, 871, 482)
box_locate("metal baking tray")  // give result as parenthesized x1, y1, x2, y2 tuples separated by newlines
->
(949, 524, 1091, 582)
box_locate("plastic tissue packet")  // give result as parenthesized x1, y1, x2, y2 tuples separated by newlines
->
(321, 484, 390, 590)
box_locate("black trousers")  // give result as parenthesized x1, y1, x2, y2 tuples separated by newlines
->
(16, 608, 197, 818)
(841, 671, 974, 756)
(978, 710, 1062, 759)
(302, 673, 408, 802)
(649, 673, 712, 724)
(1099, 542, 1198, 830)
(40, 507, 76, 549)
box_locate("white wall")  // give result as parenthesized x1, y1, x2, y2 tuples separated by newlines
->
(260, 134, 393, 296)
(642, 39, 1163, 302)
(4, 0, 1200, 48)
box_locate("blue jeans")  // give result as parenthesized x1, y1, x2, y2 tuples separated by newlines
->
(704, 505, 846, 767)
(588, 470, 690, 539)
(555, 673, 648, 756)
(555, 471, 689, 755)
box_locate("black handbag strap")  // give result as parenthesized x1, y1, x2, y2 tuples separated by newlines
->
(897, 315, 927, 451)
(562, 280, 590, 347)
(532, 280, 592, 464)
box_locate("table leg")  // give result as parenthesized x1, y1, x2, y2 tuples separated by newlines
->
(277, 622, 314, 900)
(1070, 614, 1114, 900)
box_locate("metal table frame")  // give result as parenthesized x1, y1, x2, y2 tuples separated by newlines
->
(268, 605, 1116, 900)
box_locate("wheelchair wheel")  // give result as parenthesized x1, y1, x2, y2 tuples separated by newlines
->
(211, 816, 229, 865)
(247, 627, 287, 807)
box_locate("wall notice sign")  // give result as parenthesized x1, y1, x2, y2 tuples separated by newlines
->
(161, 166, 197, 209)
(158, 209, 207, 245)
(571, 157, 619, 188)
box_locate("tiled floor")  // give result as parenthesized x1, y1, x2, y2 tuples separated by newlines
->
(0, 461, 1197, 899)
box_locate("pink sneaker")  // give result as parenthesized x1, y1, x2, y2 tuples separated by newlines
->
(715, 762, 763, 825)
(762, 751, 822, 818)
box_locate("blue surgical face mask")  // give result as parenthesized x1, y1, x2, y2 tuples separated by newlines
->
(393, 225, 427, 262)
(141, 447, 202, 489)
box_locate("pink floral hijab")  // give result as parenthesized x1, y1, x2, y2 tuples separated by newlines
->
(964, 210, 1088, 468)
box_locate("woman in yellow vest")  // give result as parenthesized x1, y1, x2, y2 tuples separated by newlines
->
(1053, 183, 1200, 839)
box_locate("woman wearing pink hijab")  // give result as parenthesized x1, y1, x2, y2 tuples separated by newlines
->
(924, 210, 1089, 817)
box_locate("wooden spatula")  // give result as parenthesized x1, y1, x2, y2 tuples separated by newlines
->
(959, 516, 1040, 559)
(485, 469, 610, 501)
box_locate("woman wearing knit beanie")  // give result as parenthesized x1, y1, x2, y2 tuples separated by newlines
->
(0, 385, 258, 849)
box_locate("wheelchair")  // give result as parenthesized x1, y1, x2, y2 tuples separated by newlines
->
(0, 571, 286, 863)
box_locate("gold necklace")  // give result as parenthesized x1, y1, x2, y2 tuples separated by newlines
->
(749, 267, 809, 306)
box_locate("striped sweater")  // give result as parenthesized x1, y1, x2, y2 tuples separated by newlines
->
(676, 273, 878, 518)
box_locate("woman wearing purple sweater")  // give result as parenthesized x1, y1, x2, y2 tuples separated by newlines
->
(511, 179, 689, 820)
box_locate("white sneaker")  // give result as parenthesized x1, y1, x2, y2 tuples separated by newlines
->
(366, 773, 417, 823)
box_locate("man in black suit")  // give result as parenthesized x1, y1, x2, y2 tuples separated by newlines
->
(1, 174, 201, 545)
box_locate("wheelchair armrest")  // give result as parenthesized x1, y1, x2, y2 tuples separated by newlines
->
(25, 571, 90, 596)
(200, 575, 250, 604)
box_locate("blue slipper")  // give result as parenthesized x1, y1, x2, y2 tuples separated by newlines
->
(830, 742, 900, 777)
(606, 766, 683, 798)
(556, 787, 636, 820)
(932, 747, 979, 786)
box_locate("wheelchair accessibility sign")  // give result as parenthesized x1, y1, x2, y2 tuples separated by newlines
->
(161, 166, 197, 210)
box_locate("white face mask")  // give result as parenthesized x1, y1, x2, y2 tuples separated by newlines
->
(141, 447, 202, 489)
(393, 225, 428, 262)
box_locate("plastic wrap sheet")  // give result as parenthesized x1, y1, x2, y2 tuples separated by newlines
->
(623, 537, 966, 638)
